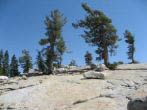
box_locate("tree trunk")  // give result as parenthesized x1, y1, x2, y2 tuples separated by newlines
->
(132, 54, 135, 63)
(131, 44, 135, 64)
(104, 47, 109, 67)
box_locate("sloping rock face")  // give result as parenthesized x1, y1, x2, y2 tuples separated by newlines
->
(0, 64, 147, 110)
(127, 97, 147, 110)
(83, 71, 105, 79)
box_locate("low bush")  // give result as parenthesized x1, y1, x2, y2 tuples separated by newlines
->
(117, 61, 124, 65)
(132, 60, 139, 64)
(107, 62, 118, 70)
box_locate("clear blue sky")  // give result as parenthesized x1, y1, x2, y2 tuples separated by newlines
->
(0, 0, 147, 66)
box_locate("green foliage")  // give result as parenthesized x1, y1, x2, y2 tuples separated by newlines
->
(10, 55, 19, 77)
(73, 3, 120, 67)
(124, 30, 136, 63)
(19, 49, 32, 73)
(69, 59, 77, 66)
(56, 37, 67, 67)
(84, 51, 93, 65)
(39, 10, 67, 74)
(0, 50, 4, 75)
(107, 62, 118, 70)
(117, 61, 124, 65)
(36, 51, 45, 72)
(3, 50, 10, 76)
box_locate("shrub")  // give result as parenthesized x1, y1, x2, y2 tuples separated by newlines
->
(107, 62, 118, 70)
(131, 60, 139, 64)
(117, 61, 124, 65)
(133, 60, 139, 64)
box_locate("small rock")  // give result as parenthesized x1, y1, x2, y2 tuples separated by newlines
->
(96, 64, 108, 72)
(55, 68, 68, 73)
(127, 96, 147, 110)
(22, 75, 27, 80)
(83, 71, 105, 79)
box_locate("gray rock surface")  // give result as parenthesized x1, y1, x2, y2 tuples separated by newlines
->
(0, 64, 147, 110)
(83, 71, 105, 79)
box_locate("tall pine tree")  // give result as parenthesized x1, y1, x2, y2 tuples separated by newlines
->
(10, 55, 19, 77)
(19, 50, 32, 73)
(36, 51, 45, 72)
(3, 50, 9, 76)
(56, 37, 66, 67)
(39, 10, 67, 74)
(73, 3, 120, 67)
(124, 30, 136, 63)
(0, 50, 4, 75)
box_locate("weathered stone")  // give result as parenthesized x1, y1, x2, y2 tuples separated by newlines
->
(127, 97, 147, 110)
(96, 64, 108, 72)
(0, 76, 8, 81)
(83, 71, 105, 79)
(0, 64, 147, 110)
(55, 68, 68, 73)
(21, 75, 27, 80)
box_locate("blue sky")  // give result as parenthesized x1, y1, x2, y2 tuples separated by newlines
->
(0, 0, 147, 66)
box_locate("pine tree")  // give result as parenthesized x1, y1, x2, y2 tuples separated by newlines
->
(10, 55, 19, 77)
(19, 49, 32, 73)
(0, 50, 4, 75)
(69, 59, 76, 66)
(3, 50, 10, 76)
(73, 3, 120, 67)
(36, 51, 45, 72)
(84, 51, 93, 65)
(39, 10, 67, 74)
(56, 37, 66, 67)
(124, 30, 136, 63)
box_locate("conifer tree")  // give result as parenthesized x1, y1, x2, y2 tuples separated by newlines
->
(56, 37, 66, 67)
(69, 59, 76, 66)
(73, 3, 120, 67)
(19, 50, 32, 73)
(36, 51, 45, 72)
(3, 50, 9, 76)
(0, 50, 4, 75)
(84, 51, 93, 65)
(39, 10, 67, 74)
(124, 30, 136, 63)
(10, 55, 19, 77)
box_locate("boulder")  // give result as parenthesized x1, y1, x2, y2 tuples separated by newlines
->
(25, 69, 43, 76)
(96, 64, 108, 72)
(83, 71, 105, 79)
(127, 97, 147, 110)
(0, 76, 8, 81)
(21, 75, 27, 80)
(55, 68, 68, 73)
